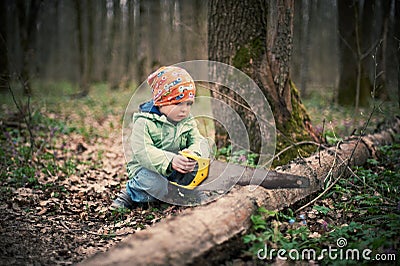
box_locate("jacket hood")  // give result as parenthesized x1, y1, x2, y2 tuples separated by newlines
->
(134, 100, 193, 128)
(139, 100, 162, 115)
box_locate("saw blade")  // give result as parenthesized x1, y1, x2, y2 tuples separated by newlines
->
(199, 160, 310, 190)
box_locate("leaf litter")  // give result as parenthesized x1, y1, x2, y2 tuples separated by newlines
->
(0, 108, 187, 265)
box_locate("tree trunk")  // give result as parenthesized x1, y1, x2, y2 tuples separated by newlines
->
(337, 1, 390, 108)
(396, 0, 400, 107)
(132, 0, 141, 84)
(80, 118, 400, 266)
(0, 0, 8, 91)
(99, 0, 108, 82)
(385, 0, 399, 102)
(337, 1, 369, 107)
(298, 0, 311, 97)
(149, 0, 161, 68)
(110, 0, 123, 90)
(176, 0, 186, 61)
(16, 0, 42, 96)
(103, 0, 120, 86)
(208, 0, 316, 165)
(73, 0, 89, 96)
(369, 1, 390, 100)
(123, 0, 136, 87)
(87, 0, 94, 87)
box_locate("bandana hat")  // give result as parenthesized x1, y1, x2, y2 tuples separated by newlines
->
(147, 66, 196, 106)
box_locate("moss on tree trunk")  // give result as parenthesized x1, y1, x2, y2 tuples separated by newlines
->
(274, 81, 316, 166)
(208, 0, 317, 165)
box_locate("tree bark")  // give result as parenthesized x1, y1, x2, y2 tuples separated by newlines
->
(298, 0, 311, 97)
(208, 0, 317, 164)
(337, 1, 369, 107)
(99, 0, 108, 82)
(109, 0, 123, 90)
(103, 0, 120, 86)
(16, 0, 42, 96)
(0, 0, 8, 91)
(123, 0, 136, 87)
(80, 118, 400, 266)
(87, 0, 94, 88)
(72, 0, 89, 96)
(396, 0, 400, 107)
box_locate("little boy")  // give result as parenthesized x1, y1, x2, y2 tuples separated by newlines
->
(112, 66, 209, 209)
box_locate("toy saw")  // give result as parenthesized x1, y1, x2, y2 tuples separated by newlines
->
(170, 151, 310, 190)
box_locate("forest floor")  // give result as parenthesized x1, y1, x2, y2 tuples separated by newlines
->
(0, 84, 399, 265)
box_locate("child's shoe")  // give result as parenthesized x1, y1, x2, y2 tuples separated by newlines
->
(110, 190, 135, 210)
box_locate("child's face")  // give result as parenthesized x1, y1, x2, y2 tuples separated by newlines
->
(159, 100, 194, 122)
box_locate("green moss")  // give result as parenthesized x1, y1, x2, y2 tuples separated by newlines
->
(232, 38, 264, 69)
(273, 81, 317, 167)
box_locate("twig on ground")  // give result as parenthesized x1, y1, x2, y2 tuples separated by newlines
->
(346, 166, 396, 205)
(318, 119, 326, 167)
(7, 82, 35, 158)
(295, 157, 348, 213)
(323, 140, 344, 185)
(58, 220, 131, 237)
(60, 220, 74, 233)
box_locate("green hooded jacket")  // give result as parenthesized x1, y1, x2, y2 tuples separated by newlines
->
(127, 100, 209, 177)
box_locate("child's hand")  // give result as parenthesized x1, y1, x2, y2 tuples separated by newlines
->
(172, 154, 196, 174)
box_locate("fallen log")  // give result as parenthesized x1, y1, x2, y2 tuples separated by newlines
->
(80, 118, 400, 266)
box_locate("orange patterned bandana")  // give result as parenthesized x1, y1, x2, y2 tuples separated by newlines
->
(147, 66, 196, 106)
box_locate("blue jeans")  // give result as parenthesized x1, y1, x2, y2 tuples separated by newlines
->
(126, 168, 169, 203)
(125, 167, 198, 203)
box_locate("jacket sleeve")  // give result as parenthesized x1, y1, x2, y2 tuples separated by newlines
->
(130, 117, 175, 176)
(185, 119, 211, 158)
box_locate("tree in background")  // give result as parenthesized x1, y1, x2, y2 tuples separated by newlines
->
(337, 0, 392, 110)
(395, 0, 400, 107)
(123, 0, 140, 88)
(73, 0, 87, 96)
(2, 0, 397, 104)
(0, 0, 8, 92)
(208, 0, 317, 164)
(16, 0, 42, 95)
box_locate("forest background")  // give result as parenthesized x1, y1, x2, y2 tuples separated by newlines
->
(0, 0, 399, 265)
(1, 0, 398, 103)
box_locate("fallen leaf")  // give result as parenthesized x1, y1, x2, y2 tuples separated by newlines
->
(37, 208, 47, 215)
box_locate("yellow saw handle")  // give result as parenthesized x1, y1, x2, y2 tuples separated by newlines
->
(171, 151, 210, 189)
